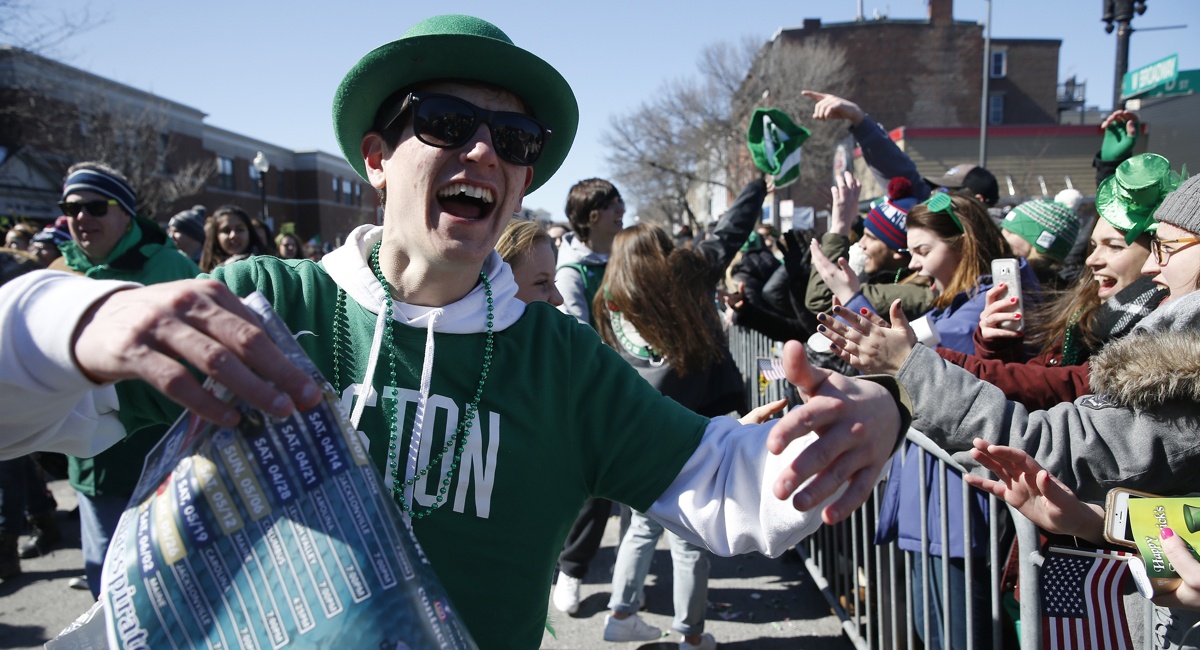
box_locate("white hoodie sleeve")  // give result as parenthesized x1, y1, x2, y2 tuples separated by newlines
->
(644, 416, 844, 558)
(553, 265, 590, 325)
(0, 271, 137, 459)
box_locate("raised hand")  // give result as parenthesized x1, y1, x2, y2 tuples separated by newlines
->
(962, 439, 1105, 544)
(801, 90, 866, 126)
(73, 279, 322, 427)
(816, 299, 916, 375)
(767, 340, 902, 524)
(1099, 109, 1140, 137)
(828, 171, 861, 237)
(809, 239, 861, 305)
(1099, 109, 1140, 161)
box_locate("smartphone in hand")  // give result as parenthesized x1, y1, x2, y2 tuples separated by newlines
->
(990, 258, 1024, 333)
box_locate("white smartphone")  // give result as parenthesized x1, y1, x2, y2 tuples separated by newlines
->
(1104, 487, 1159, 548)
(990, 258, 1024, 333)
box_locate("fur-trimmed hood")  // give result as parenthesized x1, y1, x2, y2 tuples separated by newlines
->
(1090, 291, 1200, 409)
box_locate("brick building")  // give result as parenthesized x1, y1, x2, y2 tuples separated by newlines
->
(771, 1, 1059, 131)
(0, 46, 377, 246)
(734, 0, 1107, 228)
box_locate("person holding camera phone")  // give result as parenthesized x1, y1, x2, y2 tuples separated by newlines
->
(818, 152, 1179, 416)
(813, 190, 1037, 650)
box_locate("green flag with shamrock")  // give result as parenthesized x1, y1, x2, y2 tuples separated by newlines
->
(746, 108, 810, 188)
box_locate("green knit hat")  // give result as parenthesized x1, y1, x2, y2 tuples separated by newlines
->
(332, 14, 578, 194)
(746, 108, 810, 188)
(1000, 199, 1080, 261)
(1096, 153, 1186, 244)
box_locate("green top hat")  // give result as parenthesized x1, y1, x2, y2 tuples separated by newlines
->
(332, 14, 578, 194)
(1095, 153, 1185, 244)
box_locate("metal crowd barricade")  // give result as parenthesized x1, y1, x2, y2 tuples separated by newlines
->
(726, 325, 1048, 650)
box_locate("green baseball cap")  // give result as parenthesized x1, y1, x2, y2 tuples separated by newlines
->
(332, 14, 578, 194)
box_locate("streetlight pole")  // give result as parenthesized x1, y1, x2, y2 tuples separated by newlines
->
(979, 0, 991, 168)
(252, 151, 270, 229)
(1103, 0, 1147, 110)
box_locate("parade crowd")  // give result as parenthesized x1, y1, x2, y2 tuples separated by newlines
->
(2, 12, 1200, 650)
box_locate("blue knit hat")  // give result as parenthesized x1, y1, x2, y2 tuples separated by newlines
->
(864, 178, 917, 251)
(61, 164, 138, 217)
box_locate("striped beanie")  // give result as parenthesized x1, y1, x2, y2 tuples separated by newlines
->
(1001, 198, 1080, 261)
(864, 177, 918, 251)
(61, 164, 138, 217)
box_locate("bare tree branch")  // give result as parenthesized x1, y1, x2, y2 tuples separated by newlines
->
(604, 33, 854, 230)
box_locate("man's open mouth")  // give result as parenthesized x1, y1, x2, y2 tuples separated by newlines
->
(437, 182, 494, 220)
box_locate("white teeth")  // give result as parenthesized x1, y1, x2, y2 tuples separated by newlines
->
(438, 183, 494, 204)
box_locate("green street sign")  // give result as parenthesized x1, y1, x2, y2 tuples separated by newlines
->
(1122, 54, 1179, 99)
(1141, 69, 1199, 98)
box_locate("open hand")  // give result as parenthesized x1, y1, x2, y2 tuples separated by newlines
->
(809, 239, 861, 305)
(829, 171, 861, 236)
(767, 340, 902, 524)
(73, 279, 322, 427)
(962, 439, 1105, 544)
(816, 299, 916, 375)
(1099, 109, 1139, 136)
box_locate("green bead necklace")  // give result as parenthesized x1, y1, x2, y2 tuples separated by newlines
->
(333, 240, 495, 520)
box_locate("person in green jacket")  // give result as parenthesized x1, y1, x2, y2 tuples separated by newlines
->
(55, 161, 200, 597)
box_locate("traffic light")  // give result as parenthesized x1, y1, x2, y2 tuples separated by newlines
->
(1102, 0, 1144, 32)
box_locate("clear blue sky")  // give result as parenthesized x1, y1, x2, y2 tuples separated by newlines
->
(29, 0, 1200, 220)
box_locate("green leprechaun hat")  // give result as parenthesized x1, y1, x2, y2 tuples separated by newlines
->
(332, 14, 579, 195)
(1096, 153, 1188, 244)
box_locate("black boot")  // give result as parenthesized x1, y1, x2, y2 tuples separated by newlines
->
(0, 533, 20, 581)
(19, 511, 63, 559)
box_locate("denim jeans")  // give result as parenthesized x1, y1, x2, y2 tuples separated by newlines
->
(76, 491, 129, 599)
(0, 456, 58, 534)
(607, 510, 709, 636)
(910, 552, 992, 650)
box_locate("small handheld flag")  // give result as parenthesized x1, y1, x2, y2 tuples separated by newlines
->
(757, 357, 787, 382)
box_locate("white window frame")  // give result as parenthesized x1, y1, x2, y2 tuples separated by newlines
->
(988, 94, 1005, 125)
(990, 49, 1007, 79)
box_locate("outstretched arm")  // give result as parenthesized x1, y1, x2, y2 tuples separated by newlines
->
(0, 272, 322, 460)
(802, 90, 932, 200)
(73, 279, 322, 426)
(961, 439, 1105, 544)
(768, 340, 907, 523)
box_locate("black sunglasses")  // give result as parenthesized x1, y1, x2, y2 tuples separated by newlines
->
(59, 199, 119, 217)
(379, 92, 551, 166)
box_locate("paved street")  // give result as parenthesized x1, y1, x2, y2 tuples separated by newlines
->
(0, 481, 851, 649)
(0, 480, 97, 648)
(540, 517, 851, 649)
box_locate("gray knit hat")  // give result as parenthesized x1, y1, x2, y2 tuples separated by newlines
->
(1153, 174, 1200, 234)
(168, 205, 207, 243)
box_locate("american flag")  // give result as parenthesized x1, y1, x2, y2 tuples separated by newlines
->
(1040, 546, 1134, 650)
(757, 357, 787, 382)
